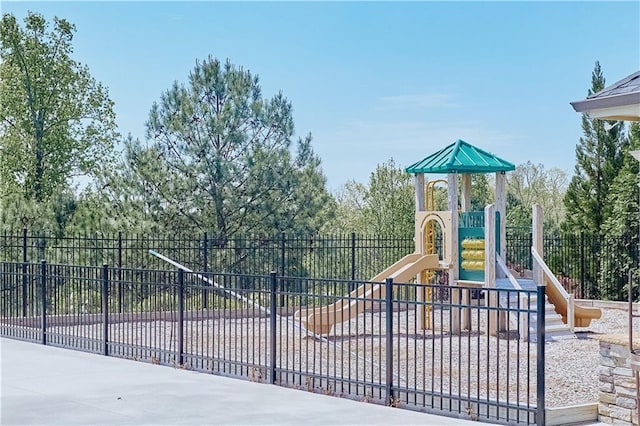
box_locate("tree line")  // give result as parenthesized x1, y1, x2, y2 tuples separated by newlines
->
(1, 12, 639, 300)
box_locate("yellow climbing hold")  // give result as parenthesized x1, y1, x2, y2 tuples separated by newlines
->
(461, 239, 484, 249)
(461, 260, 485, 270)
(461, 249, 484, 260)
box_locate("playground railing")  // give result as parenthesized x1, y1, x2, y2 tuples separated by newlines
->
(0, 260, 545, 426)
(496, 254, 522, 290)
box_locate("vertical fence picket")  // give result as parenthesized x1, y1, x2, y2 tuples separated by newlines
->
(178, 268, 184, 366)
(21, 228, 28, 317)
(269, 271, 277, 384)
(40, 260, 46, 345)
(102, 264, 109, 356)
(202, 232, 208, 309)
(118, 232, 123, 314)
(536, 284, 546, 426)
(279, 233, 286, 307)
(350, 232, 356, 291)
(385, 277, 394, 405)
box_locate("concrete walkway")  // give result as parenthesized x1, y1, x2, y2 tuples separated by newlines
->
(0, 338, 481, 425)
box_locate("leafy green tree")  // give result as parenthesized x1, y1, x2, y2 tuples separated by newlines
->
(602, 124, 640, 238)
(599, 123, 640, 300)
(0, 12, 117, 205)
(326, 160, 414, 280)
(361, 159, 414, 236)
(561, 62, 634, 300)
(469, 174, 494, 211)
(104, 56, 333, 242)
(331, 159, 414, 236)
(563, 61, 627, 234)
(332, 180, 368, 233)
(507, 162, 567, 231)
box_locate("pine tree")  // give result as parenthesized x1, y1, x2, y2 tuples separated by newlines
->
(599, 123, 640, 299)
(103, 57, 334, 241)
(563, 62, 627, 234)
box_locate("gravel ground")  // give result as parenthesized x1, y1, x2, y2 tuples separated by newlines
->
(545, 306, 637, 407)
(45, 305, 634, 409)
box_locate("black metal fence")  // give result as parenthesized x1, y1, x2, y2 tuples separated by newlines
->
(0, 261, 544, 425)
(506, 229, 638, 301)
(2, 227, 636, 301)
(0, 230, 414, 283)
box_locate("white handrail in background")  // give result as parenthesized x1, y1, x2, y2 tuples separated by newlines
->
(531, 247, 574, 331)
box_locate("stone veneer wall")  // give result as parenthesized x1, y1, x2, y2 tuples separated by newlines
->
(599, 335, 639, 425)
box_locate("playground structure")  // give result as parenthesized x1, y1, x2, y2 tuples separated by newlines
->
(295, 139, 601, 339)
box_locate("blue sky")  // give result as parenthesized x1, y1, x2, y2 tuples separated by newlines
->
(3, 1, 640, 192)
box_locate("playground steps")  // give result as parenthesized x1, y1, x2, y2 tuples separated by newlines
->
(496, 278, 576, 342)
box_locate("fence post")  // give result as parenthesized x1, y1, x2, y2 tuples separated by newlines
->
(580, 231, 585, 299)
(385, 277, 394, 405)
(202, 232, 208, 309)
(350, 232, 356, 291)
(528, 231, 533, 270)
(280, 232, 286, 307)
(40, 260, 46, 345)
(178, 268, 184, 366)
(22, 227, 28, 261)
(536, 284, 546, 426)
(117, 232, 123, 314)
(269, 271, 277, 385)
(22, 227, 28, 317)
(102, 264, 109, 356)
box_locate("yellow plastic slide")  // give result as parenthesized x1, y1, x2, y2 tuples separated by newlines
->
(544, 276, 602, 327)
(294, 253, 441, 334)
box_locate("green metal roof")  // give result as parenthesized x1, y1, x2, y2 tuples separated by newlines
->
(405, 139, 515, 174)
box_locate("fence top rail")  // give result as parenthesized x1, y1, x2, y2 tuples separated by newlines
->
(3, 227, 638, 239)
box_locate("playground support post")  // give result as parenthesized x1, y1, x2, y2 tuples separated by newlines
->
(495, 171, 507, 261)
(484, 204, 496, 288)
(485, 204, 501, 335)
(414, 173, 425, 212)
(532, 205, 544, 285)
(461, 174, 472, 212)
(447, 173, 459, 288)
